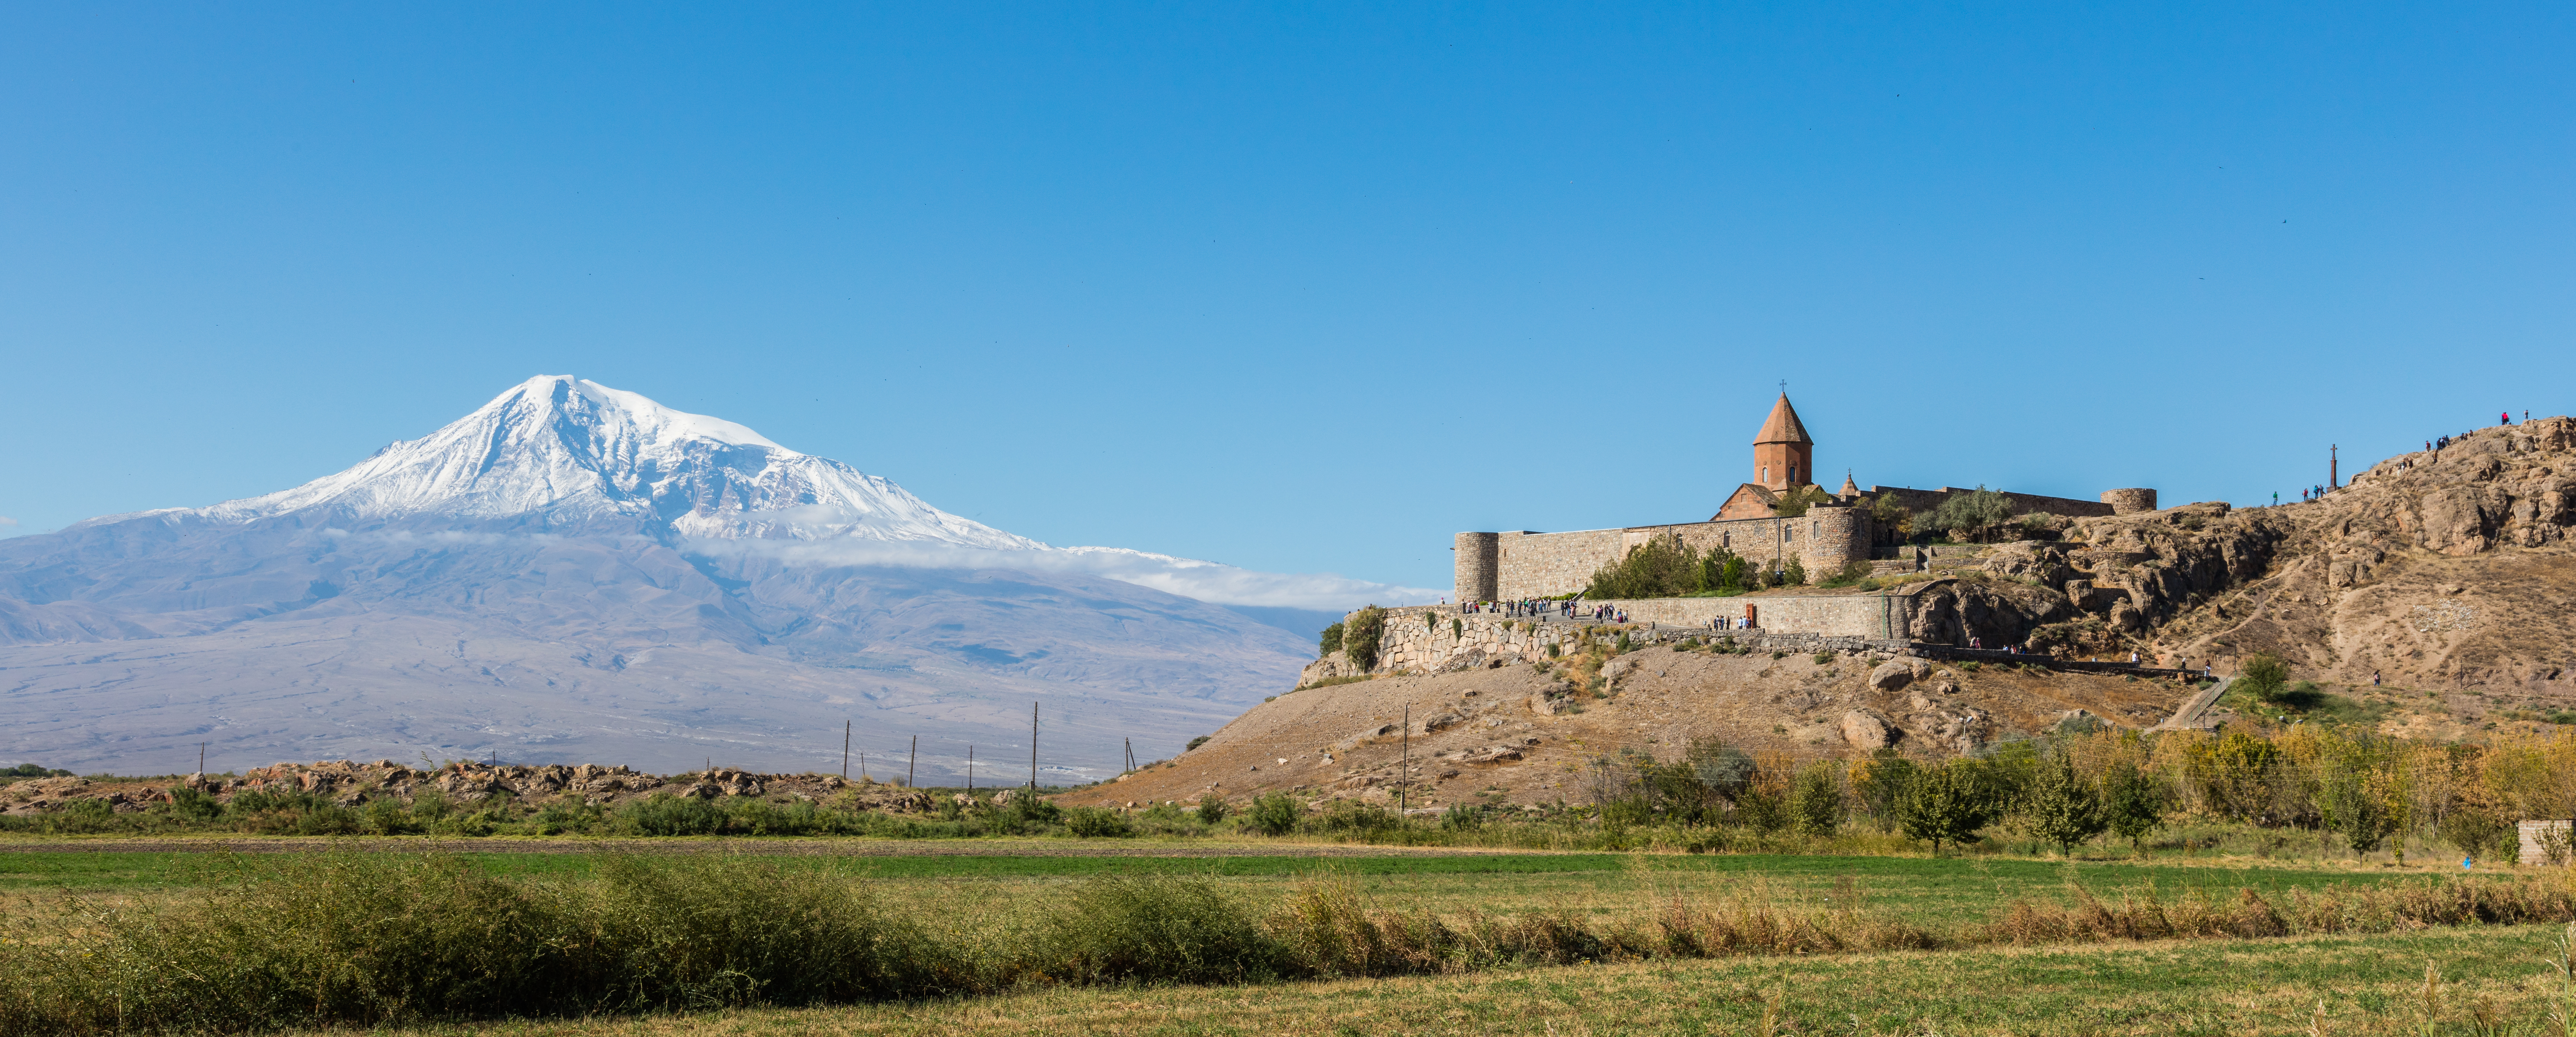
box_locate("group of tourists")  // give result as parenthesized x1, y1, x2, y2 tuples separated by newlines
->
(1457, 598, 1576, 619)
(1708, 615, 1755, 631)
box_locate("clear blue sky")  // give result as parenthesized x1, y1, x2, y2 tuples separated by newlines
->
(4, 4, 2570, 593)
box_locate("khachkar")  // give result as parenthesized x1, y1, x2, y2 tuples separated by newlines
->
(1451, 392, 2160, 603)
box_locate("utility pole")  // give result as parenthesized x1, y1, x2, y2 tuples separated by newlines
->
(197, 742, 206, 778)
(1029, 702, 1040, 794)
(2331, 444, 2340, 489)
(1398, 703, 1411, 812)
(906, 735, 917, 789)
(1124, 737, 1135, 774)
(841, 721, 851, 780)
(859, 752, 867, 782)
(967, 745, 975, 791)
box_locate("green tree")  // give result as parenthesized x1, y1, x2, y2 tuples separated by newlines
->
(1342, 607, 1387, 671)
(1781, 555, 1808, 586)
(2101, 760, 2166, 854)
(1318, 622, 1343, 657)
(1586, 536, 1706, 599)
(1895, 760, 1995, 856)
(1921, 485, 2016, 542)
(1720, 555, 1749, 591)
(1791, 763, 1845, 837)
(1771, 484, 1836, 518)
(2238, 652, 2292, 702)
(1852, 753, 1918, 829)
(1869, 492, 1913, 539)
(1195, 793, 1229, 825)
(2025, 751, 2109, 857)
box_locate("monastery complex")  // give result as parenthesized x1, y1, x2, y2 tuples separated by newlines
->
(1452, 394, 2160, 603)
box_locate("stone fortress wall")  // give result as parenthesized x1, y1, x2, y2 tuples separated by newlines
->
(1359, 605, 1923, 677)
(1464, 506, 1873, 602)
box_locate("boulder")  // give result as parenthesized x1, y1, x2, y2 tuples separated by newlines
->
(1602, 656, 1638, 682)
(1865, 659, 1931, 692)
(1433, 650, 1489, 675)
(1841, 709, 1898, 750)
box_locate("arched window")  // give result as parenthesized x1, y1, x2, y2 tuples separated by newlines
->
(1760, 465, 1768, 483)
(1789, 465, 1798, 484)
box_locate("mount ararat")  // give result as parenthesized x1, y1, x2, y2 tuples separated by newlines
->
(0, 376, 1428, 778)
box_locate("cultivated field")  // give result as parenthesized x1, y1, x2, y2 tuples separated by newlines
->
(6, 840, 2576, 1036)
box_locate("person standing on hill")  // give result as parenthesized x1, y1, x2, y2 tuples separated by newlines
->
(2503, 411, 2512, 425)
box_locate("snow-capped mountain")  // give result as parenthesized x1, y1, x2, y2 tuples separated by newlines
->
(130, 375, 1041, 550)
(0, 376, 1413, 776)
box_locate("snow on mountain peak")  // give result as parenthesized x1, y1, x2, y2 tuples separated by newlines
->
(182, 375, 1042, 549)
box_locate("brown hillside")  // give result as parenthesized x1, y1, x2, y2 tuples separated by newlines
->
(1061, 650, 2189, 812)
(1073, 417, 2576, 812)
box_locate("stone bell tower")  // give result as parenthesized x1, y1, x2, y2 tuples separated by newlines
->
(1753, 392, 1814, 490)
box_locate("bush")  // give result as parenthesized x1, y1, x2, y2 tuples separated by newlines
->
(1016, 875, 1280, 985)
(1064, 806, 1134, 838)
(1195, 793, 1230, 825)
(1920, 486, 2015, 542)
(1342, 607, 1387, 671)
(1247, 792, 1302, 836)
(1186, 735, 1211, 752)
(2239, 653, 2292, 701)
(1318, 622, 1343, 656)
(616, 793, 726, 836)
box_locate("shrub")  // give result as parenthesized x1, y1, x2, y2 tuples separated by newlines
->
(1791, 764, 1844, 837)
(1811, 652, 1835, 665)
(1816, 559, 1875, 588)
(616, 793, 725, 836)
(1016, 875, 1280, 985)
(2239, 652, 2292, 701)
(1247, 792, 1302, 836)
(1318, 622, 1343, 656)
(1195, 793, 1229, 825)
(1064, 806, 1133, 838)
(1312, 800, 1399, 836)
(1186, 735, 1211, 752)
(1343, 607, 1387, 671)
(1920, 486, 2015, 542)
(1769, 484, 1835, 518)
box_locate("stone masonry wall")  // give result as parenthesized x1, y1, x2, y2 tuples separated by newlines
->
(1359, 606, 1918, 676)
(1485, 505, 1873, 600)
(1864, 485, 2118, 520)
(1575, 591, 1922, 639)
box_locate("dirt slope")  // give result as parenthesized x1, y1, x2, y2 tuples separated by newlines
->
(1062, 649, 2189, 812)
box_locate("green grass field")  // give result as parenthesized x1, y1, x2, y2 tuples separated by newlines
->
(0, 842, 2476, 930)
(317, 925, 2576, 1036)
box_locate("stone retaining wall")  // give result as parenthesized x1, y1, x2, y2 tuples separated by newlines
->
(1358, 606, 1921, 676)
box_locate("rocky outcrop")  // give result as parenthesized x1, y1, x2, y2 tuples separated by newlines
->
(1841, 709, 1896, 750)
(4, 758, 947, 816)
(1866, 658, 1931, 692)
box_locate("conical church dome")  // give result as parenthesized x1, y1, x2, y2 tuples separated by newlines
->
(1754, 394, 1812, 445)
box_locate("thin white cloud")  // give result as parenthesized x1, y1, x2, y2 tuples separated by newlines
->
(0, 516, 18, 528)
(686, 538, 1440, 611)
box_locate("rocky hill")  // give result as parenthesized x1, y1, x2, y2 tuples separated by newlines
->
(1068, 416, 2576, 813)
(2006, 416, 2576, 699)
(1063, 643, 2191, 813)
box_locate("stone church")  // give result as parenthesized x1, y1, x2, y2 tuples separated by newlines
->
(1452, 393, 2157, 603)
